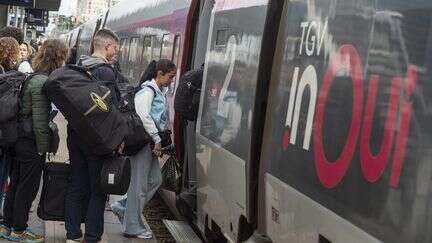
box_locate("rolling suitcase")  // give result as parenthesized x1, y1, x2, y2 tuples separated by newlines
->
(37, 162, 88, 222)
(37, 162, 70, 221)
(44, 65, 128, 156)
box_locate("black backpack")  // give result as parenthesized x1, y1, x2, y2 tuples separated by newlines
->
(100, 156, 131, 195)
(174, 67, 203, 121)
(44, 65, 128, 156)
(0, 70, 27, 147)
(118, 83, 154, 156)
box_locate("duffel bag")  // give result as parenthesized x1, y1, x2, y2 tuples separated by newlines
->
(100, 156, 131, 195)
(44, 65, 128, 156)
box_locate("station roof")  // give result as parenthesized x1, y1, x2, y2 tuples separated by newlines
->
(0, 0, 61, 11)
(35, 0, 61, 11)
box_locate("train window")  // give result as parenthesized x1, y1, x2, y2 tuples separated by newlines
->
(172, 34, 181, 66)
(167, 34, 181, 95)
(142, 36, 153, 68)
(152, 35, 162, 60)
(161, 34, 172, 60)
(215, 29, 229, 46)
(119, 38, 129, 64)
(128, 37, 141, 63)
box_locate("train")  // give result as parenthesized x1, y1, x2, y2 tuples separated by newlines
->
(62, 0, 432, 242)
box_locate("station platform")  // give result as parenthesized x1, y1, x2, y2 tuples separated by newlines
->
(44, 203, 159, 243)
(0, 200, 159, 243)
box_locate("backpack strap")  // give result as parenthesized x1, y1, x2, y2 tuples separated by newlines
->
(138, 84, 157, 101)
(86, 62, 119, 82)
(17, 73, 45, 121)
(144, 85, 156, 97)
(85, 63, 123, 103)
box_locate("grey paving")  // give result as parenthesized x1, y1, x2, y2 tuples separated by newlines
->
(44, 210, 158, 243)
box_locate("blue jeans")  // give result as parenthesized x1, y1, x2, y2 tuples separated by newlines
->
(65, 131, 107, 243)
(115, 144, 161, 235)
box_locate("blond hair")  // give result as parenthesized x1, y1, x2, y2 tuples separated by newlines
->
(92, 28, 119, 51)
(21, 41, 33, 57)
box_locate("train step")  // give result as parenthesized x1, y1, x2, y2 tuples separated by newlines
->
(162, 220, 203, 243)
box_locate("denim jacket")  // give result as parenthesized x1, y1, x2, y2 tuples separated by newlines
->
(134, 79, 169, 144)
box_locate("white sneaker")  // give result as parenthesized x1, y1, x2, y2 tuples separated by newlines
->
(137, 231, 153, 239)
(123, 230, 153, 239)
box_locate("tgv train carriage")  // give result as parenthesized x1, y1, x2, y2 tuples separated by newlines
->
(259, 1, 432, 243)
(67, 0, 432, 242)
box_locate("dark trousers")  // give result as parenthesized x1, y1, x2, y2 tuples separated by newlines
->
(4, 137, 44, 232)
(0, 148, 12, 214)
(64, 131, 107, 243)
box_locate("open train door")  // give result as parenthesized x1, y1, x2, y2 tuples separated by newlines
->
(174, 0, 214, 222)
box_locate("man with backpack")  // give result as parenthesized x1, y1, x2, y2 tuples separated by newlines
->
(64, 29, 124, 243)
(0, 27, 24, 217)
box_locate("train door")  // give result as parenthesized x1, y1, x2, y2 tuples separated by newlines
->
(195, 1, 271, 241)
(259, 0, 432, 242)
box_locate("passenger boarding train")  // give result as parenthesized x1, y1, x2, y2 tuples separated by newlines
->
(63, 0, 432, 242)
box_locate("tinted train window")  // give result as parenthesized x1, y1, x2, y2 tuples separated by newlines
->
(119, 38, 129, 64)
(152, 36, 162, 60)
(216, 29, 229, 46)
(261, 0, 432, 242)
(142, 36, 153, 68)
(161, 34, 172, 60)
(169, 34, 181, 94)
(173, 34, 181, 66)
(198, 5, 268, 161)
(128, 37, 141, 63)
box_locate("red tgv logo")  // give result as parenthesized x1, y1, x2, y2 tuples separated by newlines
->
(283, 44, 418, 189)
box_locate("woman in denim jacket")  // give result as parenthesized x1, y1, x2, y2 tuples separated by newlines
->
(112, 59, 177, 239)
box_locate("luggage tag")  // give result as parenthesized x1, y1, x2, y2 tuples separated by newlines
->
(108, 173, 115, 185)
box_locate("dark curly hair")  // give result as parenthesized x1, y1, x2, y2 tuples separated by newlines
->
(0, 27, 24, 45)
(32, 39, 69, 74)
(0, 37, 20, 71)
